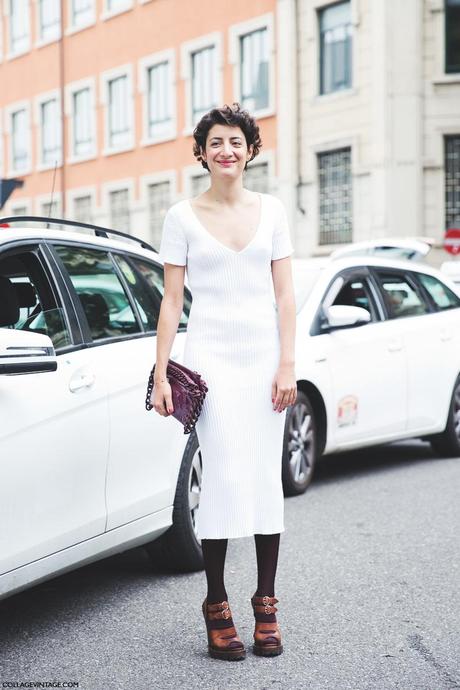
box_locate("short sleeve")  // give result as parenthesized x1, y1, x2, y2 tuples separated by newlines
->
(158, 208, 188, 266)
(271, 198, 294, 260)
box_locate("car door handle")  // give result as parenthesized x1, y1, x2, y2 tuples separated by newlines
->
(69, 372, 96, 393)
(387, 340, 403, 352)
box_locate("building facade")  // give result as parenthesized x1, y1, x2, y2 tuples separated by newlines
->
(1, 0, 459, 263)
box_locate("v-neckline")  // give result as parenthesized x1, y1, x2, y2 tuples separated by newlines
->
(186, 193, 264, 255)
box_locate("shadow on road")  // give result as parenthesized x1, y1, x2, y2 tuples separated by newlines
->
(314, 439, 439, 486)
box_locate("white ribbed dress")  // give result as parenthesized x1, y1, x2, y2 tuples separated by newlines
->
(158, 192, 294, 539)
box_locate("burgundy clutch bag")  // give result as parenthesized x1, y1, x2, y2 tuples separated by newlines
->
(145, 359, 208, 434)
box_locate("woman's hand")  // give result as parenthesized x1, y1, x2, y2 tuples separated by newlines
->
(151, 379, 174, 417)
(272, 364, 297, 413)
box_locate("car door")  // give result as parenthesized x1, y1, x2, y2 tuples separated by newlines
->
(0, 243, 109, 575)
(51, 243, 189, 531)
(314, 268, 407, 446)
(400, 270, 460, 432)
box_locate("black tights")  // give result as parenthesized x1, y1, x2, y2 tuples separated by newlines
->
(201, 533, 280, 625)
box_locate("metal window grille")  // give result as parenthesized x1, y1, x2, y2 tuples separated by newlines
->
(73, 88, 92, 156)
(318, 147, 352, 245)
(319, 1, 352, 95)
(148, 61, 172, 138)
(109, 189, 130, 232)
(445, 136, 460, 229)
(74, 196, 93, 224)
(148, 181, 171, 246)
(191, 46, 217, 124)
(244, 162, 269, 193)
(191, 175, 210, 197)
(240, 28, 269, 111)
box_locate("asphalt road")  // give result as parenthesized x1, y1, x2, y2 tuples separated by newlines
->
(0, 440, 459, 690)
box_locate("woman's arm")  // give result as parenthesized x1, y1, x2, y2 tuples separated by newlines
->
(152, 263, 185, 416)
(271, 256, 297, 412)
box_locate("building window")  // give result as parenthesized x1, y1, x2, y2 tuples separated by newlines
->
(71, 0, 94, 28)
(244, 162, 269, 193)
(191, 174, 210, 197)
(73, 195, 93, 224)
(9, 0, 30, 55)
(148, 181, 171, 245)
(445, 136, 460, 230)
(191, 46, 218, 124)
(240, 28, 269, 112)
(147, 62, 172, 139)
(38, 0, 60, 42)
(73, 88, 93, 157)
(109, 189, 130, 232)
(107, 74, 131, 150)
(445, 0, 460, 73)
(318, 147, 352, 245)
(40, 98, 61, 166)
(318, 1, 352, 95)
(11, 108, 30, 172)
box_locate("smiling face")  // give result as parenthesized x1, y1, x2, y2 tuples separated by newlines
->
(201, 124, 254, 178)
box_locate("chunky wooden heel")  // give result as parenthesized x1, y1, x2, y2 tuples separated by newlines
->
(250, 595, 283, 656)
(202, 598, 246, 661)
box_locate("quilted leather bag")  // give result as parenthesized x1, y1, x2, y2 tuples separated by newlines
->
(145, 359, 208, 434)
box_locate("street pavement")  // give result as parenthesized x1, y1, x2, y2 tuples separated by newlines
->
(0, 440, 459, 690)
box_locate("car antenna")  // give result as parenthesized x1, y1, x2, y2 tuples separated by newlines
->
(46, 161, 58, 230)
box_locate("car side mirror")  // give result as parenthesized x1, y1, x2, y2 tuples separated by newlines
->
(325, 305, 371, 329)
(0, 329, 57, 375)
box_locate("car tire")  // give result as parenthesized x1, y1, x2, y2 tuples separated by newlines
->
(429, 375, 460, 458)
(282, 390, 318, 496)
(145, 431, 204, 572)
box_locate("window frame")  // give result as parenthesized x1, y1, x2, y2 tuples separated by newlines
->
(65, 77, 97, 164)
(180, 31, 223, 136)
(317, 0, 353, 96)
(7, 0, 31, 59)
(35, 90, 62, 171)
(100, 64, 134, 156)
(138, 48, 176, 146)
(6, 101, 32, 176)
(410, 270, 460, 313)
(66, 0, 96, 35)
(445, 0, 460, 74)
(228, 13, 275, 120)
(370, 267, 435, 321)
(36, 0, 61, 47)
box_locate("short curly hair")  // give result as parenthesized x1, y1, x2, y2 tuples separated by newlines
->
(192, 102, 262, 172)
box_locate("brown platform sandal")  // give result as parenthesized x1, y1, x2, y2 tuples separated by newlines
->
(250, 595, 283, 656)
(202, 598, 246, 661)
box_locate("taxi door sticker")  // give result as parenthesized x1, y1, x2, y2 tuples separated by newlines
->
(337, 395, 358, 427)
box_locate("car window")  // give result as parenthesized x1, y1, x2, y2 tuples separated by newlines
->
(332, 277, 377, 320)
(375, 271, 430, 319)
(129, 256, 190, 328)
(0, 249, 72, 350)
(54, 245, 142, 342)
(417, 273, 460, 311)
(112, 254, 160, 331)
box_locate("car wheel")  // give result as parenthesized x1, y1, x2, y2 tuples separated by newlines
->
(430, 375, 460, 458)
(145, 431, 204, 572)
(282, 390, 318, 496)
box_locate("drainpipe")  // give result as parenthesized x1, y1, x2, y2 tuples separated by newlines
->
(59, 0, 66, 215)
(295, 0, 306, 215)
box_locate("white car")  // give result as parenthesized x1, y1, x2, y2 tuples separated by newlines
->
(0, 216, 200, 602)
(282, 255, 460, 494)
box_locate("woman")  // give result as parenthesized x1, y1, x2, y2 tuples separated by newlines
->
(151, 103, 297, 661)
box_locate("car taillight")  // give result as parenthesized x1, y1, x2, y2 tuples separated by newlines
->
(0, 223, 10, 227)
